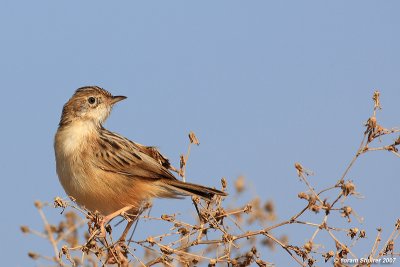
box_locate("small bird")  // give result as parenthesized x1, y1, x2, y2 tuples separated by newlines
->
(54, 86, 226, 237)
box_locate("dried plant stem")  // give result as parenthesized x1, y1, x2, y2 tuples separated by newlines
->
(339, 133, 367, 183)
(37, 207, 62, 265)
(264, 232, 306, 267)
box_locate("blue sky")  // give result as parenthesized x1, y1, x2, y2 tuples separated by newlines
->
(1, 1, 399, 266)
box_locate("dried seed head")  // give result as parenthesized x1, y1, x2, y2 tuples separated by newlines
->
(388, 145, 398, 152)
(192, 196, 200, 204)
(61, 245, 68, 254)
(395, 136, 400, 146)
(179, 154, 186, 175)
(160, 246, 173, 255)
(28, 252, 39, 260)
(295, 162, 303, 176)
(376, 124, 385, 134)
(344, 206, 352, 213)
(347, 228, 358, 239)
(341, 181, 355, 196)
(365, 116, 378, 142)
(359, 230, 366, 238)
(256, 259, 267, 267)
(310, 205, 321, 213)
(338, 245, 349, 258)
(304, 241, 313, 253)
(322, 250, 334, 262)
(221, 177, 227, 190)
(223, 233, 234, 242)
(54, 197, 68, 209)
(208, 259, 216, 266)
(20, 225, 30, 234)
(341, 206, 353, 222)
(146, 236, 155, 246)
(322, 201, 332, 215)
(372, 90, 381, 110)
(188, 131, 200, 145)
(34, 200, 43, 209)
(384, 240, 394, 254)
(178, 227, 189, 236)
(366, 116, 376, 128)
(264, 200, 274, 213)
(50, 224, 57, 233)
(161, 214, 175, 222)
(235, 176, 245, 193)
(244, 203, 253, 213)
(246, 251, 254, 258)
(308, 195, 317, 206)
(298, 192, 310, 200)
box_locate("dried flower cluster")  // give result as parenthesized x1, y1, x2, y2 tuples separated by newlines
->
(22, 91, 399, 266)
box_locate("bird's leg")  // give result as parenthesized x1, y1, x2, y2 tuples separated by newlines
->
(98, 206, 134, 238)
(104, 210, 137, 266)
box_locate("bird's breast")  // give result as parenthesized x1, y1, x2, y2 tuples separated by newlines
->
(54, 122, 99, 203)
(54, 122, 160, 215)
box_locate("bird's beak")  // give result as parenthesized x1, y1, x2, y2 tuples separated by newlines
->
(110, 95, 127, 104)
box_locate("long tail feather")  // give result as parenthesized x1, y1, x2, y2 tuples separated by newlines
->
(161, 179, 227, 200)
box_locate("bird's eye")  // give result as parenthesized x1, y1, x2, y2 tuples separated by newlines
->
(88, 97, 96, 104)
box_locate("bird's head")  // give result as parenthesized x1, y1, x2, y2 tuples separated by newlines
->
(59, 86, 126, 127)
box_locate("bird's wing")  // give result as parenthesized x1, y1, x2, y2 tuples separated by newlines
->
(131, 143, 173, 170)
(91, 129, 177, 181)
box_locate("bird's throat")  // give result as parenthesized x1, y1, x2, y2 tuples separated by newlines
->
(56, 120, 99, 156)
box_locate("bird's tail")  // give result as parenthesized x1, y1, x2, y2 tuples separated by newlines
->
(161, 179, 227, 200)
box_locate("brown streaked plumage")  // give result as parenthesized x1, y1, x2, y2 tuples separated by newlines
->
(54, 86, 226, 236)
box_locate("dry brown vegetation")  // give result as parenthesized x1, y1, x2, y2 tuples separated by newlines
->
(22, 91, 400, 266)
